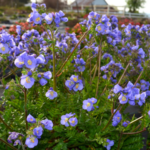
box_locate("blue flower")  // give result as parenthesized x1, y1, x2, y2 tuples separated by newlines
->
(82, 100, 93, 111)
(70, 75, 79, 82)
(46, 87, 57, 100)
(138, 48, 145, 58)
(112, 110, 122, 126)
(69, 117, 78, 127)
(0, 43, 10, 54)
(105, 139, 114, 150)
(25, 136, 38, 148)
(45, 13, 53, 24)
(20, 75, 35, 89)
(14, 52, 27, 68)
(14, 140, 21, 146)
(138, 92, 146, 106)
(32, 11, 42, 25)
(140, 80, 149, 91)
(8, 132, 24, 141)
(43, 71, 52, 79)
(36, 54, 45, 64)
(24, 55, 37, 69)
(95, 23, 106, 34)
(148, 111, 150, 117)
(88, 98, 97, 104)
(118, 94, 128, 104)
(73, 80, 83, 92)
(27, 114, 36, 123)
(60, 115, 69, 127)
(41, 119, 53, 130)
(101, 15, 109, 23)
(113, 84, 122, 94)
(16, 25, 22, 35)
(122, 121, 130, 127)
(39, 78, 47, 86)
(65, 79, 75, 90)
(33, 126, 43, 139)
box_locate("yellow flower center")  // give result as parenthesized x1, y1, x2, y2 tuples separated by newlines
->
(86, 102, 91, 107)
(19, 61, 24, 65)
(71, 120, 75, 124)
(26, 77, 31, 83)
(75, 84, 79, 89)
(1, 47, 5, 51)
(30, 118, 33, 121)
(50, 91, 54, 96)
(122, 96, 126, 101)
(36, 17, 40, 22)
(117, 117, 120, 120)
(65, 118, 68, 122)
(48, 17, 52, 21)
(36, 131, 39, 134)
(73, 77, 77, 82)
(30, 137, 35, 143)
(97, 26, 101, 31)
(28, 14, 31, 17)
(27, 60, 32, 65)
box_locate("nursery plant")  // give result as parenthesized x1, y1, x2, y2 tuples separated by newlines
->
(0, 2, 150, 150)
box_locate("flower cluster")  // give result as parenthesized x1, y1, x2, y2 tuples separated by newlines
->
(82, 98, 97, 111)
(105, 139, 114, 150)
(25, 114, 53, 148)
(28, 3, 68, 27)
(72, 55, 86, 72)
(101, 58, 123, 82)
(65, 75, 84, 91)
(7, 132, 24, 146)
(60, 113, 78, 127)
(0, 31, 14, 54)
(113, 81, 147, 106)
(112, 110, 122, 126)
(14, 52, 45, 69)
(38, 71, 52, 86)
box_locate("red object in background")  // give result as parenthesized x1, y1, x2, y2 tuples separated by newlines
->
(83, 14, 88, 19)
(118, 18, 141, 26)
(65, 23, 83, 39)
(5, 22, 45, 36)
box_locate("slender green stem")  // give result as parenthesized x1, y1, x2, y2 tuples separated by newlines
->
(24, 88, 28, 130)
(118, 62, 130, 85)
(102, 104, 121, 131)
(0, 116, 12, 131)
(56, 30, 89, 76)
(122, 128, 146, 135)
(123, 124, 141, 141)
(89, 53, 92, 85)
(91, 64, 96, 74)
(129, 116, 144, 125)
(117, 132, 123, 150)
(51, 31, 56, 91)
(45, 27, 56, 91)
(134, 69, 144, 86)
(92, 66, 97, 82)
(0, 138, 18, 150)
(21, 141, 25, 150)
(95, 41, 102, 97)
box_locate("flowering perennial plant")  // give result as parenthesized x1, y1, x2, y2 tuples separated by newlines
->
(1, 2, 150, 150)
